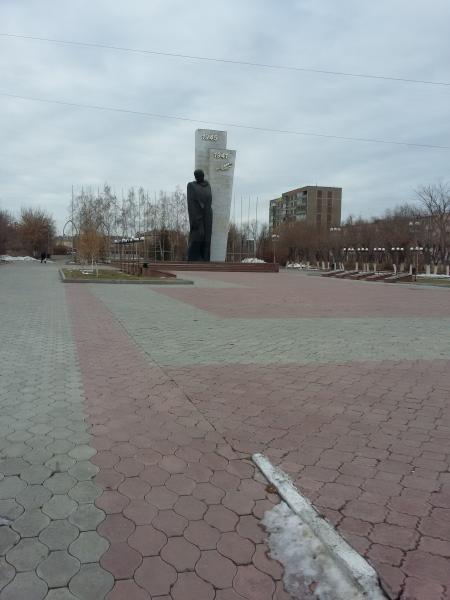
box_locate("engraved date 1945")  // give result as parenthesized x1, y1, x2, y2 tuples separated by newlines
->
(201, 133, 218, 141)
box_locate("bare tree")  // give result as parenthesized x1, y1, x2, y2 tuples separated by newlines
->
(18, 208, 55, 257)
(416, 182, 450, 263)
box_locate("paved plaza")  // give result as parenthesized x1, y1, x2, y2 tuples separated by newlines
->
(1, 262, 450, 599)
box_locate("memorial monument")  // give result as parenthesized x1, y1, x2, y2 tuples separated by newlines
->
(188, 129, 236, 262)
(187, 169, 213, 261)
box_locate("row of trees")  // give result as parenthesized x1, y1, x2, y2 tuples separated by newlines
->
(272, 183, 450, 269)
(0, 208, 56, 257)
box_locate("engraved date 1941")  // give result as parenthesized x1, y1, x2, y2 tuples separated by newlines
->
(213, 152, 228, 159)
(201, 133, 218, 141)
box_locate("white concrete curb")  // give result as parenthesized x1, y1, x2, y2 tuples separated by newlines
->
(253, 453, 387, 600)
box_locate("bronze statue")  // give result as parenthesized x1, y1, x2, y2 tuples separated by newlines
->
(187, 169, 212, 261)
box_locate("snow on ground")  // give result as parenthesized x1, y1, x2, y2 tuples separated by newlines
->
(241, 257, 266, 263)
(263, 502, 370, 600)
(0, 255, 38, 261)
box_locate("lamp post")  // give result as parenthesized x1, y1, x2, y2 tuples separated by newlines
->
(272, 234, 279, 264)
(409, 246, 423, 281)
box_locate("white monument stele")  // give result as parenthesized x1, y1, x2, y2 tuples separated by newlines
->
(195, 129, 236, 262)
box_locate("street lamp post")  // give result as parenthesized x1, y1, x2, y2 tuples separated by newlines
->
(272, 234, 279, 264)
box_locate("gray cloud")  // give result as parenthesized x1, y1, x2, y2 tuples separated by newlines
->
(1, 0, 449, 229)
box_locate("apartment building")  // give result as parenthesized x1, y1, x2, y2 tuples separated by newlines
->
(269, 186, 342, 231)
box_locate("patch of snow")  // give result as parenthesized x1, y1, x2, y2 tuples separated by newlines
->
(0, 255, 38, 261)
(263, 502, 369, 600)
(418, 273, 450, 279)
(241, 257, 266, 263)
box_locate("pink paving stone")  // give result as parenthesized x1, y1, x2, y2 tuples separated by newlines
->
(175, 446, 201, 462)
(237, 515, 265, 544)
(123, 500, 158, 525)
(342, 500, 387, 524)
(238, 479, 267, 501)
(184, 520, 221, 550)
(135, 556, 177, 596)
(165, 474, 196, 495)
(160, 536, 201, 570)
(367, 544, 404, 567)
(140, 465, 170, 486)
(211, 470, 241, 491)
(96, 490, 130, 513)
(128, 524, 167, 556)
(92, 451, 120, 468)
(174, 495, 207, 520)
(185, 463, 213, 482)
(204, 505, 239, 532)
(370, 523, 419, 550)
(252, 544, 283, 579)
(118, 477, 151, 499)
(419, 537, 450, 557)
(100, 542, 142, 579)
(193, 482, 225, 504)
(196, 549, 237, 588)
(152, 509, 188, 536)
(403, 550, 450, 586)
(134, 448, 162, 465)
(159, 455, 187, 474)
(111, 443, 138, 458)
(115, 458, 145, 477)
(200, 452, 229, 470)
(106, 579, 149, 600)
(215, 590, 247, 600)
(145, 486, 178, 509)
(95, 469, 125, 490)
(217, 531, 255, 564)
(233, 564, 276, 600)
(98, 513, 136, 543)
(227, 460, 255, 479)
(171, 572, 215, 600)
(403, 576, 446, 600)
(222, 491, 256, 516)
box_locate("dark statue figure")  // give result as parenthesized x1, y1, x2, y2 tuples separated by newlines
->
(187, 169, 213, 261)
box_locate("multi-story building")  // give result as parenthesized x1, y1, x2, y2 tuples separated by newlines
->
(269, 186, 342, 231)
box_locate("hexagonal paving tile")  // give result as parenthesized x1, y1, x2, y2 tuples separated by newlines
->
(69, 531, 109, 563)
(44, 473, 77, 494)
(0, 526, 19, 554)
(39, 520, 79, 550)
(12, 509, 50, 537)
(69, 563, 114, 600)
(0, 571, 48, 600)
(0, 557, 15, 591)
(68, 461, 99, 481)
(0, 476, 27, 499)
(69, 504, 105, 531)
(37, 550, 80, 587)
(6, 537, 48, 571)
(16, 484, 52, 509)
(42, 495, 78, 519)
(68, 481, 101, 503)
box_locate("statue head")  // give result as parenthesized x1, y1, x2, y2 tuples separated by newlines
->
(194, 169, 205, 183)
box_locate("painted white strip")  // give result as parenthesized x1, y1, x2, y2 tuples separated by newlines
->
(253, 453, 386, 600)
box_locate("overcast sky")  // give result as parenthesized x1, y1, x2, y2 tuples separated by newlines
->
(1, 0, 449, 231)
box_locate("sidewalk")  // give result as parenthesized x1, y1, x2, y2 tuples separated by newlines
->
(1, 263, 450, 599)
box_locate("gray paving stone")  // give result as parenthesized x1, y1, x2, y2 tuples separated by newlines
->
(45, 441, 74, 455)
(45, 455, 76, 473)
(68, 461, 98, 482)
(44, 473, 77, 494)
(24, 449, 54, 465)
(45, 590, 79, 600)
(37, 550, 80, 588)
(6, 537, 48, 571)
(42, 495, 78, 519)
(0, 557, 15, 591)
(2, 443, 28, 458)
(0, 499, 24, 521)
(69, 531, 109, 563)
(69, 563, 113, 600)
(16, 485, 52, 509)
(12, 509, 50, 537)
(0, 526, 19, 554)
(51, 428, 73, 440)
(0, 458, 30, 475)
(25, 436, 51, 450)
(68, 481, 101, 504)
(69, 504, 105, 531)
(68, 446, 96, 461)
(39, 520, 79, 551)
(20, 465, 52, 485)
(1, 571, 48, 600)
(0, 476, 27, 499)
(6, 431, 32, 443)
(29, 424, 52, 436)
